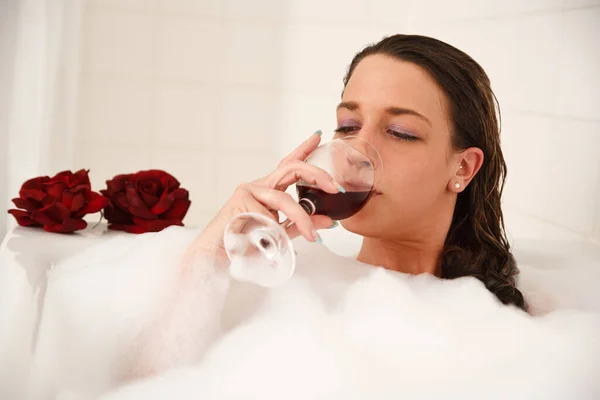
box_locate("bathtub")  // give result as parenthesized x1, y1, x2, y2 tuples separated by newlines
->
(1, 224, 599, 398)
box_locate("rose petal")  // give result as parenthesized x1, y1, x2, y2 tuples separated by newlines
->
(76, 191, 108, 216)
(136, 176, 163, 199)
(44, 218, 87, 233)
(20, 188, 47, 202)
(132, 216, 183, 232)
(126, 186, 156, 219)
(140, 191, 159, 209)
(32, 202, 70, 225)
(62, 191, 74, 210)
(70, 193, 86, 213)
(105, 174, 133, 196)
(159, 173, 180, 191)
(70, 184, 91, 194)
(11, 198, 41, 212)
(21, 176, 49, 191)
(44, 182, 67, 200)
(163, 199, 191, 220)
(171, 188, 189, 200)
(107, 223, 127, 232)
(150, 191, 175, 215)
(72, 169, 91, 187)
(8, 209, 41, 227)
(123, 224, 150, 234)
(113, 193, 130, 210)
(103, 204, 134, 225)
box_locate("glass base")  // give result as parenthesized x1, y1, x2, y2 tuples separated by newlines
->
(223, 212, 296, 287)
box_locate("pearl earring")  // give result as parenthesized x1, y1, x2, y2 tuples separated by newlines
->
(454, 182, 460, 189)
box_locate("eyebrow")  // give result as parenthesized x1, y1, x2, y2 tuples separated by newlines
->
(337, 101, 432, 127)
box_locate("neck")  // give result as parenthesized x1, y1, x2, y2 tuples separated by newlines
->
(356, 200, 455, 277)
(357, 237, 444, 276)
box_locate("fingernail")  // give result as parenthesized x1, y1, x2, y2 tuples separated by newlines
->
(333, 180, 346, 193)
(312, 230, 323, 244)
(314, 129, 322, 136)
(326, 221, 339, 229)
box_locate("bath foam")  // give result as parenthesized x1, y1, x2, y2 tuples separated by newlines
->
(22, 227, 600, 399)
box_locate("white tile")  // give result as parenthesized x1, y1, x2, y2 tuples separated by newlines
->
(78, 77, 154, 144)
(514, 13, 563, 114)
(155, 83, 218, 148)
(223, 24, 283, 87)
(86, 0, 157, 11)
(503, 205, 587, 242)
(222, 0, 285, 21)
(556, 8, 600, 120)
(151, 148, 218, 220)
(82, 10, 154, 78)
(156, 18, 223, 83)
(438, 18, 520, 108)
(282, 24, 377, 93)
(287, 0, 369, 22)
(278, 91, 340, 158)
(504, 115, 600, 235)
(370, 0, 445, 24)
(564, 0, 600, 8)
(503, 206, 545, 241)
(218, 88, 277, 151)
(503, 0, 564, 15)
(215, 151, 279, 204)
(499, 109, 526, 206)
(594, 163, 600, 241)
(369, 0, 515, 25)
(72, 141, 152, 190)
(367, 21, 520, 108)
(156, 0, 220, 17)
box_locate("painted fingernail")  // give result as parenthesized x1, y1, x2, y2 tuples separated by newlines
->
(314, 129, 322, 136)
(333, 180, 346, 193)
(326, 221, 340, 229)
(326, 221, 339, 229)
(312, 230, 323, 244)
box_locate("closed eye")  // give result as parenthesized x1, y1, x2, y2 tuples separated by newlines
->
(389, 129, 419, 142)
(334, 126, 360, 135)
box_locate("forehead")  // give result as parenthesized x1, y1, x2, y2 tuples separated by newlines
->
(342, 54, 448, 124)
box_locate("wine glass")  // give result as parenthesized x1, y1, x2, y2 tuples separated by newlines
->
(223, 135, 382, 287)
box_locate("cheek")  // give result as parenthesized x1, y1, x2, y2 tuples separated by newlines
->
(381, 148, 449, 200)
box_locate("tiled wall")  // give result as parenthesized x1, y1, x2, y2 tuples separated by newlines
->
(76, 0, 600, 242)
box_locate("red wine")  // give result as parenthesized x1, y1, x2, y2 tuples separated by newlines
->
(296, 186, 371, 220)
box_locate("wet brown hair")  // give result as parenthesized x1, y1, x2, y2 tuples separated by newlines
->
(344, 34, 527, 311)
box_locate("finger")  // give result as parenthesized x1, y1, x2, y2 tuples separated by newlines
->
(245, 184, 318, 242)
(286, 214, 334, 240)
(266, 161, 342, 194)
(278, 130, 322, 166)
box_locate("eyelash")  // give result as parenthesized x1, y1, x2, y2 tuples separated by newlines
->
(334, 126, 418, 142)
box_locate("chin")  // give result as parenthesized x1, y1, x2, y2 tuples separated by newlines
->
(340, 203, 378, 237)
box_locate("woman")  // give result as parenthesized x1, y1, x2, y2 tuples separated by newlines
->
(195, 33, 526, 311)
(103, 33, 531, 390)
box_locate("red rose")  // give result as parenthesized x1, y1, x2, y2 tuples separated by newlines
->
(101, 170, 191, 234)
(7, 169, 108, 233)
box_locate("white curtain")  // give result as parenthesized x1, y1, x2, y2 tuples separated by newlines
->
(0, 0, 85, 239)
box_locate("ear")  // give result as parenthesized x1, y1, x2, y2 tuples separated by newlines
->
(448, 147, 484, 193)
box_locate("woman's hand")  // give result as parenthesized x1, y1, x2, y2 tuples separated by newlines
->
(194, 131, 340, 263)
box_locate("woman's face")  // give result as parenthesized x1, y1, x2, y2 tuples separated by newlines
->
(335, 54, 463, 240)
